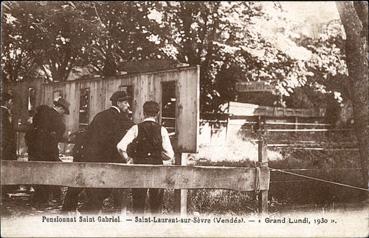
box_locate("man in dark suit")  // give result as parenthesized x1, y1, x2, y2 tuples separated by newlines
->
(1, 93, 16, 161)
(1, 93, 17, 199)
(25, 97, 70, 206)
(83, 91, 133, 163)
(62, 91, 133, 213)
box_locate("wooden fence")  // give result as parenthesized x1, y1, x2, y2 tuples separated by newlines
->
(1, 140, 270, 214)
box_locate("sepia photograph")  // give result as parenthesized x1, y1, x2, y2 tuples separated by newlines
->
(1, 1, 368, 237)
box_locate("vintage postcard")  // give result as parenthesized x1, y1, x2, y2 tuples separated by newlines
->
(1, 1, 368, 237)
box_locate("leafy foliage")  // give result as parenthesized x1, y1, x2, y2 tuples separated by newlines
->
(2, 2, 351, 114)
(80, 2, 167, 76)
(2, 2, 98, 82)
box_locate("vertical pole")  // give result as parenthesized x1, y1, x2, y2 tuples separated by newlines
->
(225, 115, 229, 143)
(16, 119, 21, 157)
(174, 152, 187, 215)
(225, 101, 230, 143)
(258, 138, 268, 214)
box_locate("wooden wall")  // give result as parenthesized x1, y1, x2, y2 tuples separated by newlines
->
(5, 79, 43, 124)
(40, 66, 200, 153)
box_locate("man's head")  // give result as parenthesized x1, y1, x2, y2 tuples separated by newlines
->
(53, 97, 70, 115)
(143, 101, 160, 118)
(110, 91, 130, 113)
(1, 92, 14, 108)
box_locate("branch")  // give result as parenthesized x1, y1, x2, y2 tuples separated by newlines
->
(41, 65, 51, 82)
(93, 3, 105, 28)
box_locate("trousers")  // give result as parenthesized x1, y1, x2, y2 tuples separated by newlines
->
(62, 188, 129, 213)
(132, 188, 163, 214)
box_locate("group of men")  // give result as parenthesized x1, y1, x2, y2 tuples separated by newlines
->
(1, 91, 174, 215)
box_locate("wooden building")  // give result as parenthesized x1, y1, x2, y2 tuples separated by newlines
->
(6, 66, 200, 153)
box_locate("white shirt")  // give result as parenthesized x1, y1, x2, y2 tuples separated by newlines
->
(117, 117, 175, 163)
(111, 106, 121, 113)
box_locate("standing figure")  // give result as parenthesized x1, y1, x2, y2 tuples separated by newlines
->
(1, 92, 17, 198)
(63, 91, 133, 213)
(25, 97, 70, 206)
(1, 93, 16, 161)
(117, 101, 174, 214)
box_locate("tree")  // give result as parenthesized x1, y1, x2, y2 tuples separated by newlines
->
(283, 20, 350, 123)
(1, 2, 41, 82)
(81, 1, 167, 76)
(2, 2, 98, 82)
(336, 1, 368, 188)
(31, 2, 98, 82)
(151, 2, 275, 113)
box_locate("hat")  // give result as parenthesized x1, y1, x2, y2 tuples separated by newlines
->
(53, 97, 70, 115)
(143, 101, 160, 114)
(110, 91, 130, 102)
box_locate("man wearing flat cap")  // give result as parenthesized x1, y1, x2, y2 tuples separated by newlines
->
(62, 91, 133, 213)
(25, 96, 70, 206)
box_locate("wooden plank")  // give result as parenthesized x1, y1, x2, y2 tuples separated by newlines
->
(65, 81, 78, 133)
(174, 153, 188, 215)
(174, 153, 182, 214)
(176, 66, 200, 153)
(266, 122, 331, 126)
(1, 161, 269, 191)
(268, 128, 352, 132)
(88, 80, 102, 122)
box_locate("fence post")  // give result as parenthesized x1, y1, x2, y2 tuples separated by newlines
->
(258, 138, 268, 214)
(174, 152, 187, 215)
(16, 119, 21, 156)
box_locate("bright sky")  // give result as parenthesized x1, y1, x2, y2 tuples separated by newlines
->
(257, 2, 341, 61)
(280, 1, 340, 23)
(146, 2, 342, 61)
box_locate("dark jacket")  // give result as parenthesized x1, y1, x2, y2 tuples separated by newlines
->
(26, 105, 66, 161)
(1, 106, 17, 160)
(83, 107, 133, 163)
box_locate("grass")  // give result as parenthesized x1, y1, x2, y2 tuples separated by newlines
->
(181, 128, 367, 215)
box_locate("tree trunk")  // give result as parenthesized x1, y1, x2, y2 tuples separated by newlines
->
(336, 2, 368, 188)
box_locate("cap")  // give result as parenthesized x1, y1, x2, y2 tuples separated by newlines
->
(53, 97, 70, 115)
(110, 91, 130, 102)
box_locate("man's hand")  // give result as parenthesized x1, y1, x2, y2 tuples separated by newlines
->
(163, 160, 173, 166)
(161, 152, 174, 165)
(118, 149, 129, 160)
(126, 157, 134, 164)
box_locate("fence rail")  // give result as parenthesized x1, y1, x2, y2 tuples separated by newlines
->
(1, 160, 269, 192)
(267, 128, 352, 132)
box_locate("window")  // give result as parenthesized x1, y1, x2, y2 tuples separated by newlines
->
(28, 88, 36, 115)
(79, 88, 90, 129)
(161, 81, 176, 135)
